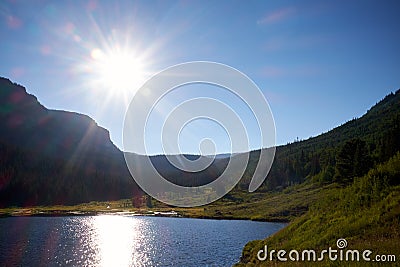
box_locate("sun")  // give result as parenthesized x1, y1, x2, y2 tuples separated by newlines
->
(89, 46, 146, 95)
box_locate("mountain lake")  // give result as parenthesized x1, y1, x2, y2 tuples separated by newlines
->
(0, 216, 285, 266)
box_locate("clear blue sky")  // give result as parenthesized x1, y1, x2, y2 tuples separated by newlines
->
(1, 1, 399, 154)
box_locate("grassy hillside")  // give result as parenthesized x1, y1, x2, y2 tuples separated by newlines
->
(231, 89, 400, 266)
(236, 152, 400, 266)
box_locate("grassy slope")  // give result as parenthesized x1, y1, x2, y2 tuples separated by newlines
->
(0, 184, 326, 221)
(194, 183, 335, 222)
(235, 153, 400, 266)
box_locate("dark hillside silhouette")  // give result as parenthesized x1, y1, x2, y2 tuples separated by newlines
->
(0, 77, 139, 206)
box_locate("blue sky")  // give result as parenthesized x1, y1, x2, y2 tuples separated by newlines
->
(1, 0, 399, 154)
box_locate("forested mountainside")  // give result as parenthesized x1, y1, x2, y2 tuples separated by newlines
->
(0, 77, 139, 207)
(237, 89, 400, 191)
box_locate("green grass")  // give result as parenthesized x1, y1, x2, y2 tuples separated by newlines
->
(0, 180, 330, 221)
(194, 183, 336, 222)
(235, 153, 400, 266)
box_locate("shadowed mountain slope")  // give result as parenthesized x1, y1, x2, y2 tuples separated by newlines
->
(0, 77, 139, 206)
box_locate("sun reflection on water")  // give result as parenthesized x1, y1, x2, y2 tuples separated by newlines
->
(92, 215, 151, 267)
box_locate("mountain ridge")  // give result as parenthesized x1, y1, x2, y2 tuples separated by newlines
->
(0, 77, 139, 207)
(248, 88, 400, 190)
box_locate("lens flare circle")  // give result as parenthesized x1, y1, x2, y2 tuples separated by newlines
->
(123, 61, 276, 207)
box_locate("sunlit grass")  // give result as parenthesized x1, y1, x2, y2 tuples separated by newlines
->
(0, 182, 327, 221)
(235, 153, 400, 266)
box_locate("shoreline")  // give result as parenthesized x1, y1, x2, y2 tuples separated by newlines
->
(0, 209, 290, 223)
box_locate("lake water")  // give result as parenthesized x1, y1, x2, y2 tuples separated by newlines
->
(0, 216, 285, 266)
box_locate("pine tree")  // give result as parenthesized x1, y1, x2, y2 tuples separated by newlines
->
(334, 139, 370, 184)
